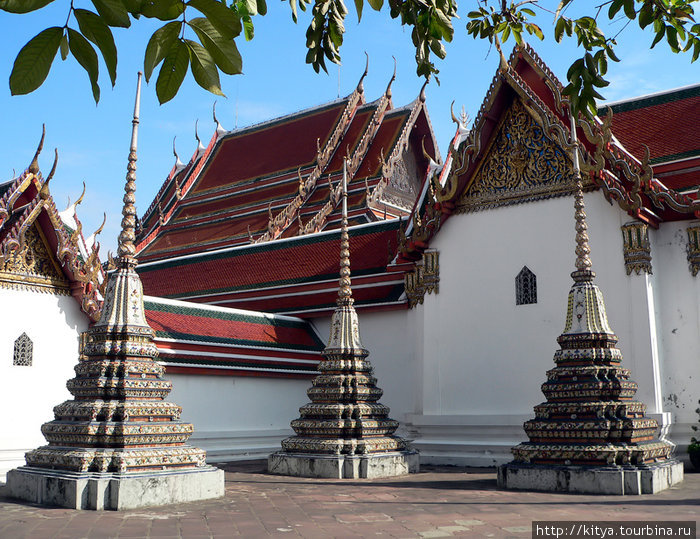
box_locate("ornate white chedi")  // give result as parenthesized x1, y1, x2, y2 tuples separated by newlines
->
(268, 160, 419, 478)
(6, 73, 224, 510)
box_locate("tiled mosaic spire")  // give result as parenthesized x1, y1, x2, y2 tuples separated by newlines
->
(509, 114, 674, 467)
(280, 160, 409, 455)
(25, 73, 207, 473)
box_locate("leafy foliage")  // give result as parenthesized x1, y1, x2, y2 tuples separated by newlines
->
(2, 0, 700, 114)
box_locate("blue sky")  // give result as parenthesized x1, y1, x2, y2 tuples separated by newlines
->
(1, 2, 698, 256)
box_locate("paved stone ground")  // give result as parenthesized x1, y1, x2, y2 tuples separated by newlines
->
(0, 461, 697, 538)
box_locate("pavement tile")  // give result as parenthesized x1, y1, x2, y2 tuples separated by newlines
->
(1, 463, 698, 539)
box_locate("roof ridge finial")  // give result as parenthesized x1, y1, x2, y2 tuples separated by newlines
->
(195, 119, 206, 155)
(337, 157, 353, 306)
(385, 57, 397, 100)
(116, 71, 142, 266)
(173, 137, 185, 172)
(569, 110, 594, 283)
(357, 52, 369, 95)
(213, 101, 226, 136)
(28, 124, 46, 175)
(40, 149, 58, 199)
(419, 79, 428, 103)
(75, 181, 86, 207)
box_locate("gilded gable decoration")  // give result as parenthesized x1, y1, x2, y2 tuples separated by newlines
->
(0, 224, 69, 293)
(687, 222, 700, 277)
(13, 332, 33, 366)
(456, 99, 576, 213)
(406, 249, 439, 308)
(621, 221, 652, 275)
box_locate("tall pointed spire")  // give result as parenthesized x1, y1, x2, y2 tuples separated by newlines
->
(7, 73, 223, 510)
(117, 72, 141, 264)
(498, 107, 681, 495)
(269, 159, 418, 479)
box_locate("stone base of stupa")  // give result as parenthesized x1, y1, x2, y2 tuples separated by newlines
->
(497, 460, 683, 495)
(6, 465, 224, 510)
(268, 450, 419, 479)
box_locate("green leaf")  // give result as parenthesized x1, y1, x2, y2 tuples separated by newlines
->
(243, 15, 254, 40)
(123, 0, 144, 15)
(91, 0, 131, 27)
(9, 27, 62, 95)
(141, 0, 185, 20)
(243, 0, 257, 16)
(622, 0, 635, 20)
(188, 0, 241, 39)
(608, 0, 624, 19)
(156, 39, 189, 104)
(555, 17, 565, 42)
(289, 0, 298, 22)
(144, 20, 182, 81)
(185, 38, 224, 96)
(0, 0, 54, 13)
(189, 17, 243, 74)
(68, 28, 100, 102)
(367, 0, 382, 10)
(74, 9, 118, 86)
(257, 0, 267, 16)
(60, 33, 69, 60)
(354, 0, 362, 21)
(651, 27, 665, 48)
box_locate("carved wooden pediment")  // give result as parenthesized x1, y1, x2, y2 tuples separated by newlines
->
(456, 98, 580, 213)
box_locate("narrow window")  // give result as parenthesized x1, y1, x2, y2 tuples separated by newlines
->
(13, 332, 33, 366)
(516, 266, 537, 305)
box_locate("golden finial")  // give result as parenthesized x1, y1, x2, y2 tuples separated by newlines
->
(357, 52, 369, 95)
(39, 149, 58, 199)
(337, 158, 353, 307)
(75, 181, 86, 206)
(385, 57, 397, 100)
(570, 110, 594, 283)
(28, 125, 45, 175)
(117, 72, 142, 265)
(419, 79, 428, 103)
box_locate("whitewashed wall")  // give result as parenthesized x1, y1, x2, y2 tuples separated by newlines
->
(652, 221, 700, 456)
(405, 191, 695, 466)
(166, 373, 311, 462)
(0, 289, 87, 482)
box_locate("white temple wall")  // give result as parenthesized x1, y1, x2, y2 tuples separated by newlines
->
(0, 289, 87, 482)
(405, 191, 684, 466)
(166, 373, 311, 462)
(651, 221, 700, 456)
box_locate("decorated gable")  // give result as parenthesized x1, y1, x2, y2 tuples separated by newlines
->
(0, 223, 69, 293)
(457, 98, 576, 213)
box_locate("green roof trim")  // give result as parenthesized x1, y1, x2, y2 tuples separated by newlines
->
(606, 85, 700, 114)
(161, 356, 317, 372)
(152, 327, 323, 351)
(650, 148, 700, 165)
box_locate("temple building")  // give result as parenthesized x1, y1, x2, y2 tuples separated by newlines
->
(2, 46, 698, 487)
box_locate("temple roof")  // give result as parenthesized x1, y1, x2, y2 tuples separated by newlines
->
(135, 70, 438, 265)
(144, 296, 324, 378)
(0, 138, 105, 320)
(137, 219, 405, 316)
(604, 84, 700, 193)
(399, 45, 700, 262)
